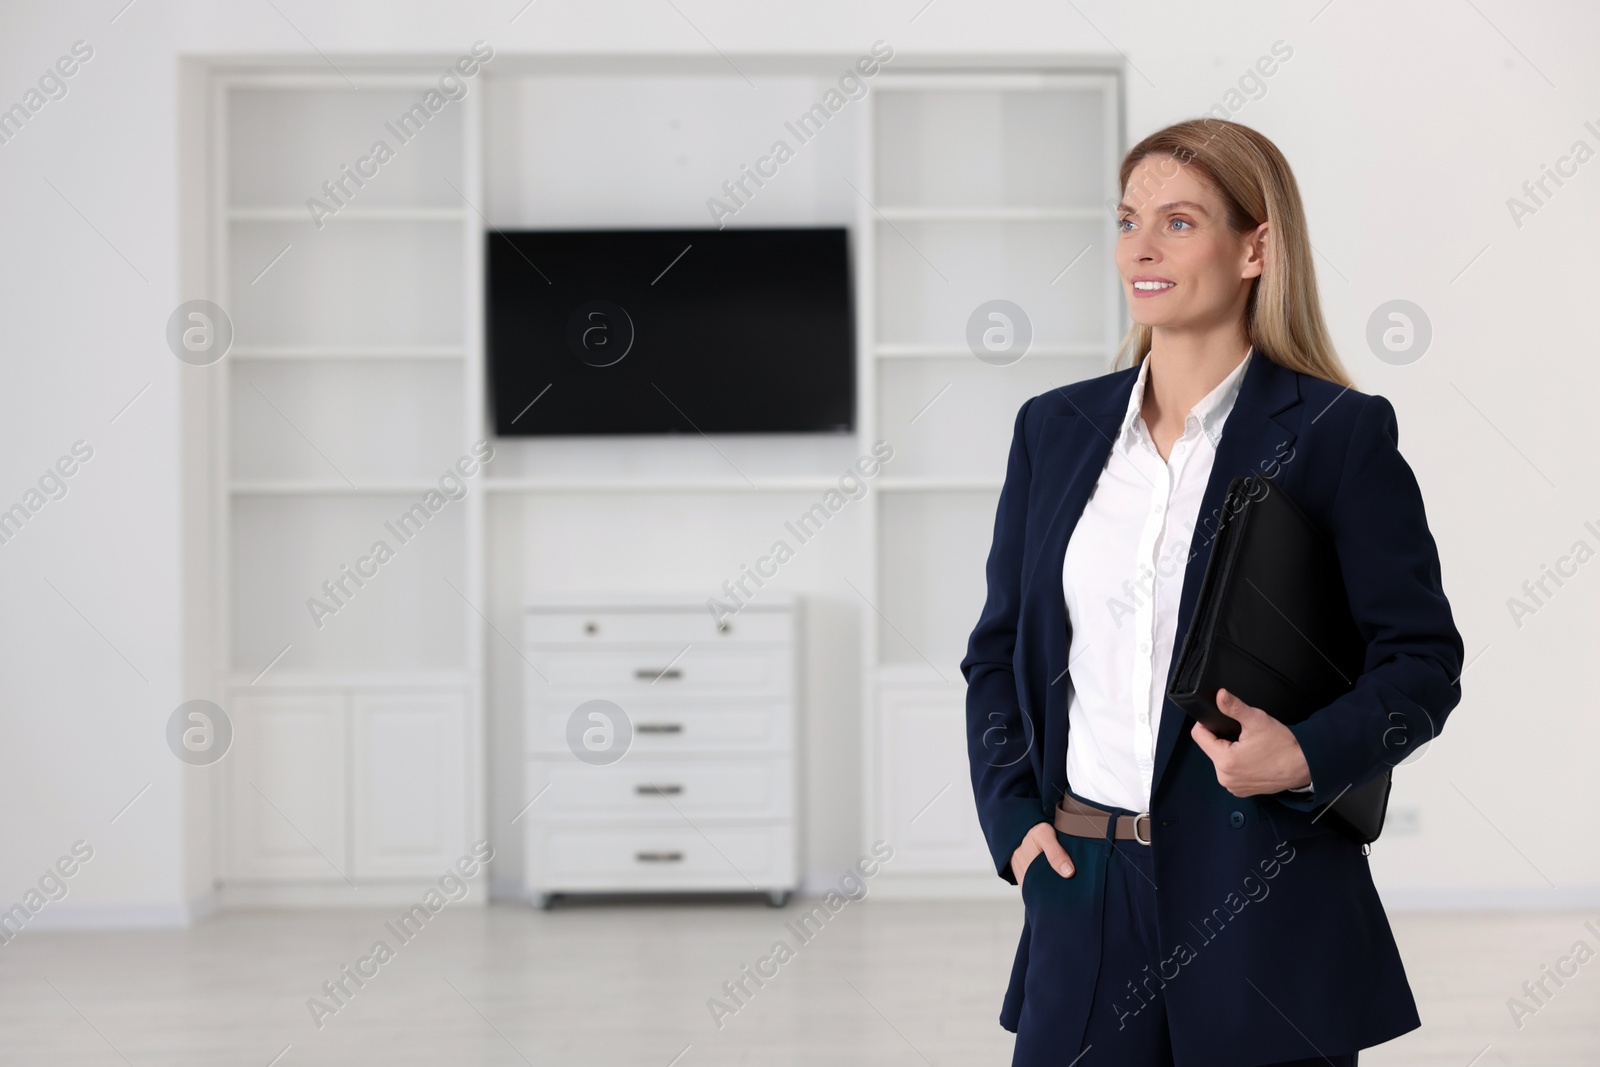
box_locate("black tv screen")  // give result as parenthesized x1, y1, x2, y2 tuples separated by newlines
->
(487, 227, 854, 436)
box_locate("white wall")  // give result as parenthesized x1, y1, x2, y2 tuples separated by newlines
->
(0, 0, 1595, 924)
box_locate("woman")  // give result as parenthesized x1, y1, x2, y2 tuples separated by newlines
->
(962, 118, 1463, 1067)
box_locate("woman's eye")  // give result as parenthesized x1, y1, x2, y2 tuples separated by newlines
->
(1170, 218, 1192, 231)
(1117, 218, 1134, 233)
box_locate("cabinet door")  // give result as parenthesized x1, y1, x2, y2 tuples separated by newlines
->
(227, 691, 348, 882)
(350, 691, 467, 878)
(878, 686, 993, 873)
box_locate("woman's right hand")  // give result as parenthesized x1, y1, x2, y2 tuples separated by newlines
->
(1011, 821, 1075, 890)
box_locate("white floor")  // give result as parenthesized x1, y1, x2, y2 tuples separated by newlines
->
(0, 899, 1595, 1065)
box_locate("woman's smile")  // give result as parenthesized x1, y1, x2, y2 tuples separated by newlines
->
(1130, 275, 1178, 298)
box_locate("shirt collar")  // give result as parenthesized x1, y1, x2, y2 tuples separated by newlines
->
(1118, 346, 1254, 451)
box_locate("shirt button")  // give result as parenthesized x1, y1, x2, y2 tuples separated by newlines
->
(1229, 811, 1246, 829)
(1138, 713, 1148, 724)
(1139, 642, 1149, 653)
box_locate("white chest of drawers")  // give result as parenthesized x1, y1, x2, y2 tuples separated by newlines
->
(522, 595, 800, 907)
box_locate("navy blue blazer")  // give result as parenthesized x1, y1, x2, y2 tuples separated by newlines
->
(962, 350, 1464, 1063)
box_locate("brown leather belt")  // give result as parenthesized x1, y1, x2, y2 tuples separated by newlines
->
(1055, 797, 1152, 845)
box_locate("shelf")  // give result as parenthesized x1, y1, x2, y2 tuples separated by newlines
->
(226, 85, 466, 209)
(874, 81, 1113, 214)
(223, 669, 471, 690)
(877, 478, 1003, 492)
(229, 480, 442, 495)
(229, 358, 466, 484)
(876, 353, 1105, 482)
(483, 477, 847, 494)
(875, 343, 1107, 360)
(526, 591, 798, 611)
(873, 217, 1107, 349)
(873, 206, 1104, 222)
(876, 73, 1117, 92)
(228, 219, 466, 347)
(228, 206, 468, 223)
(221, 73, 464, 91)
(231, 346, 467, 361)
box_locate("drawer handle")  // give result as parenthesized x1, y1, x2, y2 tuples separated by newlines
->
(635, 667, 683, 681)
(636, 722, 683, 734)
(635, 850, 684, 863)
(636, 783, 684, 796)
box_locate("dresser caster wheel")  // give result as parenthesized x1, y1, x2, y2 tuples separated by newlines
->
(766, 890, 791, 908)
(535, 892, 556, 910)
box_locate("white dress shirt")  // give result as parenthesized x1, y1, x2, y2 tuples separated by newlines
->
(1061, 348, 1253, 813)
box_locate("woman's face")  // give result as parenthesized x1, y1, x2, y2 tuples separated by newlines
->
(1114, 154, 1265, 335)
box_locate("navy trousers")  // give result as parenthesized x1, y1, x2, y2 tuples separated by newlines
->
(1013, 799, 1358, 1067)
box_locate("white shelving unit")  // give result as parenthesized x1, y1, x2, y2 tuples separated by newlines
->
(858, 72, 1123, 893)
(196, 61, 1120, 905)
(208, 73, 486, 904)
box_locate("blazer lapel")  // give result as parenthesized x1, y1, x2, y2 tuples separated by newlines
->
(1148, 351, 1304, 798)
(1023, 375, 1134, 811)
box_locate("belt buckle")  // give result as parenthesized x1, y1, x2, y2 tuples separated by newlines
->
(1132, 812, 1152, 846)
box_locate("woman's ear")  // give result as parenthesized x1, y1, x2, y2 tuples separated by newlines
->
(1241, 221, 1268, 280)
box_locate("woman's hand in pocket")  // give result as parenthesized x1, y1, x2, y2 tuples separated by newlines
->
(1011, 822, 1075, 890)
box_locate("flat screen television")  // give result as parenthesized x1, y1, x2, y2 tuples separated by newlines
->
(487, 227, 854, 436)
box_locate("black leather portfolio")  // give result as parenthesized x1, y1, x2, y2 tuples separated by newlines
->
(1167, 474, 1391, 845)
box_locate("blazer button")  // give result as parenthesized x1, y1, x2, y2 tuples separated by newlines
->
(1229, 810, 1246, 829)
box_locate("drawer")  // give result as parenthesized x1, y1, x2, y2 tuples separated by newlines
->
(527, 699, 791, 755)
(528, 822, 796, 890)
(526, 757, 793, 821)
(525, 609, 791, 646)
(526, 646, 791, 695)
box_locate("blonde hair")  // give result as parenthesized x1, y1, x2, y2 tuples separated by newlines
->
(1113, 118, 1353, 388)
